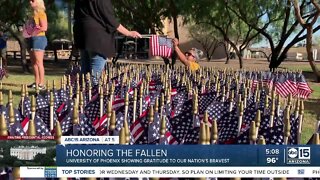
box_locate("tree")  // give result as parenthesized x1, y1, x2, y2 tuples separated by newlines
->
(0, 0, 31, 73)
(228, 0, 320, 71)
(113, 0, 169, 34)
(61, 0, 74, 41)
(34, 154, 55, 166)
(188, 24, 224, 61)
(184, 0, 261, 68)
(292, 0, 320, 82)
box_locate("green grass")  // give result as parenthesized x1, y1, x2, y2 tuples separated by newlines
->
(281, 65, 314, 72)
(1, 71, 62, 107)
(310, 84, 320, 98)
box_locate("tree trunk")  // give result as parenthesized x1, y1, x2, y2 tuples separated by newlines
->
(171, 16, 178, 69)
(269, 49, 281, 72)
(236, 50, 243, 69)
(170, 0, 179, 39)
(7, 28, 30, 73)
(306, 25, 320, 82)
(68, 2, 73, 41)
(206, 53, 211, 61)
(170, 0, 179, 69)
(228, 41, 243, 68)
(54, 49, 59, 62)
(17, 36, 30, 73)
(224, 43, 230, 64)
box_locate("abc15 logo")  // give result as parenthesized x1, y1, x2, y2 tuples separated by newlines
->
(287, 147, 311, 160)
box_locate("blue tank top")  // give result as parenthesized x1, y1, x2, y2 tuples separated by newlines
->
(0, 35, 7, 49)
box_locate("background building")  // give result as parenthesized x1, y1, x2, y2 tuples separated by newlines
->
(10, 146, 46, 161)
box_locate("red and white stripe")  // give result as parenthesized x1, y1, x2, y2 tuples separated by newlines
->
(275, 80, 292, 97)
(149, 80, 157, 94)
(112, 97, 125, 110)
(93, 114, 108, 135)
(21, 117, 30, 133)
(297, 82, 312, 99)
(150, 35, 172, 58)
(130, 120, 144, 141)
(165, 132, 179, 145)
(171, 88, 177, 96)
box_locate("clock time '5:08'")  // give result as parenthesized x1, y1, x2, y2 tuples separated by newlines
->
(265, 149, 280, 155)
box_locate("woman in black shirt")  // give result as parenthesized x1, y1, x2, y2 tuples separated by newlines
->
(74, 0, 141, 85)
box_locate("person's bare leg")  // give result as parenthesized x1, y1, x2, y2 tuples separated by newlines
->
(1, 54, 8, 77)
(29, 50, 40, 85)
(33, 50, 45, 86)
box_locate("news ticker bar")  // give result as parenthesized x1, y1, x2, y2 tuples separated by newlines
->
(56, 145, 320, 166)
(20, 166, 320, 178)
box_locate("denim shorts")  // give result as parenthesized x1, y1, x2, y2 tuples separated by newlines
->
(26, 36, 47, 51)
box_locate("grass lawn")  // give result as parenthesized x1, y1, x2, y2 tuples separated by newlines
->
(1, 58, 319, 144)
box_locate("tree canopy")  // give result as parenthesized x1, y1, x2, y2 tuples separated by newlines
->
(0, 0, 319, 74)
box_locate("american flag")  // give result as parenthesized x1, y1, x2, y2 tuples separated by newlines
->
(251, 72, 258, 91)
(60, 112, 73, 135)
(218, 109, 239, 144)
(183, 127, 200, 144)
(112, 96, 125, 111)
(79, 113, 96, 135)
(288, 114, 299, 145)
(170, 100, 194, 143)
(275, 73, 291, 97)
(9, 121, 26, 136)
(18, 97, 31, 119)
(159, 131, 179, 145)
(21, 117, 30, 133)
(130, 97, 150, 143)
(297, 73, 312, 99)
(198, 92, 216, 116)
(36, 106, 58, 130)
(130, 119, 145, 143)
(150, 35, 173, 58)
(3, 107, 23, 124)
(20, 115, 52, 136)
(147, 112, 161, 143)
(235, 114, 285, 145)
(114, 112, 125, 135)
(36, 94, 49, 109)
(84, 96, 101, 122)
(206, 101, 231, 124)
(44, 89, 63, 111)
(171, 93, 188, 118)
(92, 114, 108, 135)
(289, 73, 298, 97)
(0, 68, 6, 80)
(34, 116, 52, 136)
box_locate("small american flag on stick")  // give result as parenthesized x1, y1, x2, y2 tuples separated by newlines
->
(150, 35, 173, 58)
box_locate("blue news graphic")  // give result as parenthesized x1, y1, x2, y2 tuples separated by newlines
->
(56, 145, 320, 167)
(44, 167, 57, 178)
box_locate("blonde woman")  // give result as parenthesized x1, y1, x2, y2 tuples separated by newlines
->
(24, 0, 48, 90)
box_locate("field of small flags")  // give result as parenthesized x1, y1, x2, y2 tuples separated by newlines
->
(0, 62, 319, 145)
